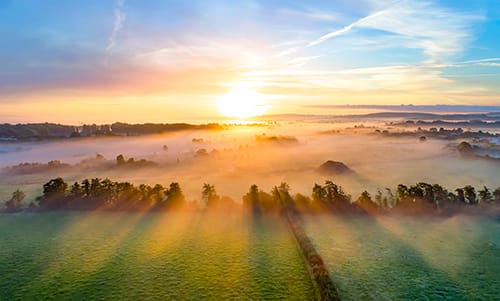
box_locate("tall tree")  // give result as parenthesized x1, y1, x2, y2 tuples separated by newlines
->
(69, 182, 83, 198)
(463, 185, 477, 204)
(116, 154, 126, 165)
(5, 189, 25, 211)
(41, 178, 68, 209)
(272, 182, 294, 210)
(493, 188, 500, 203)
(478, 186, 493, 203)
(202, 183, 220, 208)
(164, 182, 185, 208)
(312, 184, 326, 204)
(243, 184, 261, 214)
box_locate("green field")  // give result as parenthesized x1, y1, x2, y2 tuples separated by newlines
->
(3, 212, 499, 301)
(0, 212, 315, 300)
(303, 214, 500, 300)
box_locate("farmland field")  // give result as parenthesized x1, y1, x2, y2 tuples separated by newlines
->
(0, 212, 315, 300)
(303, 214, 500, 300)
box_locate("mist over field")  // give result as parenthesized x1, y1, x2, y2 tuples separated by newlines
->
(1, 120, 499, 202)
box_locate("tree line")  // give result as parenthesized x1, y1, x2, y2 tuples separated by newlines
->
(1, 178, 499, 214)
(0, 122, 223, 141)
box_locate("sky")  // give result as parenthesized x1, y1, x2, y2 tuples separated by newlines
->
(0, 0, 499, 123)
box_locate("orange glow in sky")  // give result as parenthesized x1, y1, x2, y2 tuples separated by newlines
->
(1, 1, 499, 123)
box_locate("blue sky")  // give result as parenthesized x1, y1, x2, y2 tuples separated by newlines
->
(0, 0, 499, 122)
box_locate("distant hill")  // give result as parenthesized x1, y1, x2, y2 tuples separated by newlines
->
(304, 104, 500, 114)
(257, 111, 500, 122)
(316, 160, 354, 175)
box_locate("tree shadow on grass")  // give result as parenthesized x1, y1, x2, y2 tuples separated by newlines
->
(246, 213, 316, 301)
(91, 211, 205, 301)
(0, 212, 82, 300)
(322, 214, 473, 301)
(41, 211, 158, 301)
(247, 214, 278, 299)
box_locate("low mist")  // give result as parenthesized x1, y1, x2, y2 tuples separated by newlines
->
(1, 122, 499, 202)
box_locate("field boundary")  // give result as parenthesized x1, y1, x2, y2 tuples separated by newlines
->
(284, 210, 341, 301)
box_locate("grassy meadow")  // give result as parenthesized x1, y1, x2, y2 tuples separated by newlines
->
(0, 212, 315, 300)
(303, 214, 500, 300)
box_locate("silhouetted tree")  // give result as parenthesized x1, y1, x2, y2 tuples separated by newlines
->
(478, 186, 493, 203)
(271, 182, 294, 211)
(202, 183, 220, 208)
(40, 177, 68, 209)
(385, 188, 396, 208)
(243, 184, 261, 214)
(243, 184, 280, 214)
(397, 184, 409, 201)
(355, 190, 378, 214)
(493, 188, 500, 203)
(311, 181, 352, 213)
(114, 181, 140, 210)
(82, 179, 91, 196)
(463, 185, 477, 204)
(150, 184, 165, 204)
(455, 188, 465, 203)
(312, 184, 326, 205)
(374, 189, 384, 207)
(417, 182, 434, 204)
(116, 154, 126, 165)
(5, 189, 25, 211)
(164, 182, 185, 208)
(432, 184, 449, 208)
(70, 182, 84, 198)
(324, 181, 350, 203)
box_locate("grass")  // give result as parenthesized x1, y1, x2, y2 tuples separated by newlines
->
(303, 214, 500, 300)
(0, 212, 315, 300)
(4, 211, 497, 300)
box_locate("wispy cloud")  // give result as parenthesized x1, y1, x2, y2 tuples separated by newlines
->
(307, 0, 483, 62)
(244, 64, 452, 91)
(287, 56, 321, 67)
(272, 47, 299, 58)
(462, 58, 500, 64)
(279, 8, 340, 22)
(427, 58, 500, 69)
(136, 38, 268, 71)
(246, 0, 493, 103)
(308, 11, 384, 47)
(106, 0, 126, 51)
(477, 62, 500, 67)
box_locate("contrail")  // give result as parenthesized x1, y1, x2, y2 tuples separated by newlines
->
(106, 0, 126, 51)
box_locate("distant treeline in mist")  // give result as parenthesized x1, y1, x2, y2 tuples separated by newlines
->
(0, 122, 224, 141)
(2, 178, 499, 215)
(2, 154, 159, 175)
(392, 119, 500, 129)
(375, 127, 499, 140)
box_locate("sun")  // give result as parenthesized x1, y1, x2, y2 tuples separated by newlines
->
(218, 88, 268, 119)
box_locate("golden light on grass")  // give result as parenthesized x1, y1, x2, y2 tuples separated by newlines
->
(218, 88, 268, 119)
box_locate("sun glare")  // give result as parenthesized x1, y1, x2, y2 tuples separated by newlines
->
(218, 88, 268, 119)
